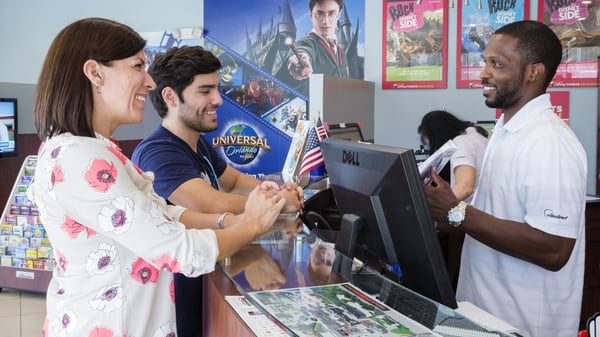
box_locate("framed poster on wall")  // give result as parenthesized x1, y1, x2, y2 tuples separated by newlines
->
(495, 91, 570, 124)
(456, 0, 530, 88)
(382, 0, 448, 89)
(538, 0, 600, 87)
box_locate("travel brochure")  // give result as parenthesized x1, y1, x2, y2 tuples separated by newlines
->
(248, 283, 431, 337)
(417, 139, 457, 185)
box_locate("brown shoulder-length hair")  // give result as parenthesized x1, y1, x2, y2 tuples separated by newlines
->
(34, 17, 146, 140)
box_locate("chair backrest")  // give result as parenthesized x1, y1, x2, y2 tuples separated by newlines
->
(588, 312, 600, 337)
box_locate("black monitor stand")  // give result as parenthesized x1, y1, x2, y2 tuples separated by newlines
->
(332, 213, 363, 280)
(334, 212, 408, 296)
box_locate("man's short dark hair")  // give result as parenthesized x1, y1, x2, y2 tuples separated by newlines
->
(148, 46, 222, 117)
(309, 0, 343, 11)
(494, 20, 562, 88)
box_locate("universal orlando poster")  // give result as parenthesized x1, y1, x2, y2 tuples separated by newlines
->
(142, 1, 366, 178)
(383, 0, 448, 89)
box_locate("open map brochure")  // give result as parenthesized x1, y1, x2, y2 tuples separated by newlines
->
(417, 140, 457, 185)
(248, 283, 434, 336)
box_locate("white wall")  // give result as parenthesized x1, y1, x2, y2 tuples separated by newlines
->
(0, 0, 204, 84)
(0, 0, 204, 140)
(0, 1, 597, 194)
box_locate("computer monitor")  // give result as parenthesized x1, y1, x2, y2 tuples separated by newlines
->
(0, 98, 18, 159)
(475, 120, 495, 137)
(325, 122, 365, 142)
(321, 138, 457, 309)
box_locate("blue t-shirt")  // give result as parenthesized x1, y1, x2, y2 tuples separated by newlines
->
(132, 126, 227, 200)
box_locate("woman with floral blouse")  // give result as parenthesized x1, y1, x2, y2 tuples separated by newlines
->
(28, 17, 286, 337)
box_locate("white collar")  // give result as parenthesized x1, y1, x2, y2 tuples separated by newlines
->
(496, 94, 552, 133)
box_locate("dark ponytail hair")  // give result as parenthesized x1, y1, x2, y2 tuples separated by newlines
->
(417, 110, 488, 153)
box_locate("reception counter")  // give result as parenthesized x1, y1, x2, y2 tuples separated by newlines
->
(199, 181, 600, 336)
(201, 225, 518, 337)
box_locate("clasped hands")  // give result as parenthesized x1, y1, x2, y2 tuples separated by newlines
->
(259, 180, 304, 214)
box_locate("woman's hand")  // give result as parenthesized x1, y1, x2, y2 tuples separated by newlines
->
(243, 185, 286, 236)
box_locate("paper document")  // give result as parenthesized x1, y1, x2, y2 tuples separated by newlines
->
(225, 295, 289, 336)
(282, 120, 310, 183)
(249, 283, 433, 336)
(418, 140, 457, 185)
(456, 301, 520, 334)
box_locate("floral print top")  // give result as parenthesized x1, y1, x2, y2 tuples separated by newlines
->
(27, 133, 219, 337)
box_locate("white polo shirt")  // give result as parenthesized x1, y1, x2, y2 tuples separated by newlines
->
(456, 94, 587, 337)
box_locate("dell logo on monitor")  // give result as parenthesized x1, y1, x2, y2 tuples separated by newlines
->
(342, 150, 360, 166)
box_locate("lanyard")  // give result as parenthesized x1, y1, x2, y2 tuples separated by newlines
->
(202, 155, 221, 191)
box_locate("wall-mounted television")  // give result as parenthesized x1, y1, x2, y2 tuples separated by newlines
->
(0, 98, 18, 159)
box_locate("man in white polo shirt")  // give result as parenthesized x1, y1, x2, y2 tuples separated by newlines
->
(425, 20, 586, 337)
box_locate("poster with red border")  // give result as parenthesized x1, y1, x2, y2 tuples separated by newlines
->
(382, 0, 448, 89)
(456, 0, 530, 89)
(538, 0, 600, 87)
(495, 91, 570, 124)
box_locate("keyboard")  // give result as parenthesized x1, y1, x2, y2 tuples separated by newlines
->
(377, 278, 439, 329)
(351, 272, 384, 295)
(433, 316, 502, 337)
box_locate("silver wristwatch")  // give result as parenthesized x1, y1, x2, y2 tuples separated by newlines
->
(448, 201, 467, 227)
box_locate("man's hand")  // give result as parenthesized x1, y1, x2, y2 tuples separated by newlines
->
(288, 52, 313, 80)
(280, 181, 304, 213)
(424, 167, 459, 224)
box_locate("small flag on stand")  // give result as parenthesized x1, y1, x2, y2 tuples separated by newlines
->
(298, 116, 328, 179)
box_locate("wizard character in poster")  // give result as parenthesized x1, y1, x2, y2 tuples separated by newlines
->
(204, 0, 365, 100)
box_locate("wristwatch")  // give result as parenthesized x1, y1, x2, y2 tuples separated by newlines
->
(448, 201, 467, 227)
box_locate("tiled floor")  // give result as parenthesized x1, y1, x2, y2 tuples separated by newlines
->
(0, 288, 45, 337)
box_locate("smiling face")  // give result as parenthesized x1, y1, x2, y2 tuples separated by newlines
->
(176, 72, 223, 133)
(480, 34, 529, 118)
(310, 0, 341, 39)
(93, 50, 156, 136)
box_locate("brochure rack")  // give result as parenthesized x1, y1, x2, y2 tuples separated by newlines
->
(0, 155, 53, 293)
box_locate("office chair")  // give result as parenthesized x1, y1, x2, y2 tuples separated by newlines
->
(587, 312, 600, 337)
(300, 211, 332, 230)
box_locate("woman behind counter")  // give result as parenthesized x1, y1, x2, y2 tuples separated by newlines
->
(28, 17, 286, 337)
(418, 110, 489, 203)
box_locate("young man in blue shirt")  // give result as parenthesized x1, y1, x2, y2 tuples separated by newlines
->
(133, 45, 303, 337)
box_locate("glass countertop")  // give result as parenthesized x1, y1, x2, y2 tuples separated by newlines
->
(218, 223, 518, 337)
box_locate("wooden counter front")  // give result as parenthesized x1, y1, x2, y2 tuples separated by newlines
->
(582, 199, 600, 328)
(202, 271, 255, 337)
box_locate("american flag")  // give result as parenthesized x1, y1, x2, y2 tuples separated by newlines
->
(298, 117, 328, 179)
(316, 119, 328, 140)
